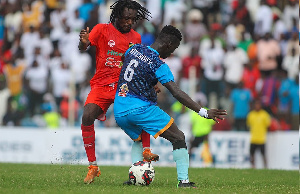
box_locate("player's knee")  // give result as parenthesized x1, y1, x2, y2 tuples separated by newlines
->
(171, 131, 186, 150)
(82, 111, 96, 125)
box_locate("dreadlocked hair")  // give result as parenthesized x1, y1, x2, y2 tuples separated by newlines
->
(110, 0, 151, 23)
(159, 25, 182, 42)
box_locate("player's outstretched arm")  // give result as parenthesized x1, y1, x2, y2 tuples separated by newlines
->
(78, 27, 91, 51)
(163, 81, 227, 122)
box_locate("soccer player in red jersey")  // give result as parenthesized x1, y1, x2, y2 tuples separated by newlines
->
(78, 0, 158, 184)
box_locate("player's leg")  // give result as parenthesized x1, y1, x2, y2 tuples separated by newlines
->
(81, 103, 103, 184)
(114, 114, 143, 185)
(188, 136, 202, 161)
(160, 123, 196, 188)
(260, 144, 267, 169)
(249, 144, 256, 169)
(141, 130, 159, 162)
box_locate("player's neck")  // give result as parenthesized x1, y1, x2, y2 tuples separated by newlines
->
(150, 42, 160, 54)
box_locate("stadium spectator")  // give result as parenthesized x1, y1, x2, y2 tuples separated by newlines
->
(50, 61, 71, 108)
(77, 0, 95, 22)
(24, 60, 48, 116)
(184, 9, 207, 48)
(282, 48, 298, 80)
(20, 26, 39, 63)
(188, 95, 215, 167)
(282, 0, 298, 32)
(237, 31, 253, 52)
(49, 3, 67, 47)
(277, 70, 294, 129)
(223, 45, 248, 89)
(0, 74, 10, 125)
(242, 60, 261, 98)
(163, 53, 182, 83)
(230, 81, 252, 131)
(256, 71, 279, 115)
(66, 9, 85, 33)
(4, 2, 22, 45)
(180, 46, 201, 93)
(256, 33, 280, 73)
(247, 99, 271, 169)
(254, 0, 273, 36)
(3, 58, 25, 97)
(201, 36, 224, 107)
(289, 75, 299, 131)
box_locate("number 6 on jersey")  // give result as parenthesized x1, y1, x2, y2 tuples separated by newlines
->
(124, 59, 139, 81)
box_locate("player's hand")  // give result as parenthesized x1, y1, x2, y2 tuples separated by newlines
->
(79, 27, 89, 44)
(207, 109, 227, 123)
(154, 85, 161, 93)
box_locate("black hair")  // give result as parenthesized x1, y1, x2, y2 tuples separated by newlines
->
(158, 25, 182, 42)
(110, 0, 151, 23)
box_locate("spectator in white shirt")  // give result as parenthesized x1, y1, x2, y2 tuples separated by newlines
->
(282, 0, 298, 31)
(224, 46, 249, 88)
(20, 26, 39, 62)
(50, 61, 71, 108)
(4, 3, 22, 44)
(163, 54, 182, 83)
(68, 50, 91, 90)
(58, 26, 79, 62)
(49, 4, 67, 46)
(254, 0, 272, 36)
(163, 0, 186, 27)
(25, 60, 48, 116)
(38, 28, 53, 60)
(282, 48, 298, 80)
(272, 15, 287, 41)
(49, 47, 64, 71)
(201, 38, 224, 107)
(66, 9, 85, 32)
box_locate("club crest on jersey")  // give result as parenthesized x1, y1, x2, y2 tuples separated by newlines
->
(108, 40, 115, 47)
(118, 83, 129, 97)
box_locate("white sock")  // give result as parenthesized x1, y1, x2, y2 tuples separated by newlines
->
(89, 161, 97, 166)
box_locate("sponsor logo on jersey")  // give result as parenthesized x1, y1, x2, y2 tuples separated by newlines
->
(108, 40, 115, 47)
(107, 50, 123, 56)
(118, 83, 129, 97)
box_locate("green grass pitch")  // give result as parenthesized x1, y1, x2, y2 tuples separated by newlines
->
(0, 163, 298, 194)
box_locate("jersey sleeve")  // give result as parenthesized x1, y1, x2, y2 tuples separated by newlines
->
(155, 63, 175, 85)
(88, 24, 104, 47)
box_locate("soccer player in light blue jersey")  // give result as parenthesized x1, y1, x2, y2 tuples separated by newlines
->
(114, 25, 227, 188)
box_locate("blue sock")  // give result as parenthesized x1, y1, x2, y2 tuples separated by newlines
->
(173, 148, 189, 181)
(131, 141, 143, 163)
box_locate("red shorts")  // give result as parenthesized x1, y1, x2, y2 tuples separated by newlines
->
(85, 86, 117, 121)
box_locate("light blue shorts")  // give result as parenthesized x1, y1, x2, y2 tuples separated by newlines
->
(115, 105, 174, 141)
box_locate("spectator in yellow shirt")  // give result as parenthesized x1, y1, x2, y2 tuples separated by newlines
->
(189, 94, 215, 166)
(246, 99, 271, 169)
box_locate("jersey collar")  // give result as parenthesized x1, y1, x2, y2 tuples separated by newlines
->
(147, 46, 159, 56)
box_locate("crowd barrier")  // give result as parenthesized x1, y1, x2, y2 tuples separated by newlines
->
(0, 127, 298, 170)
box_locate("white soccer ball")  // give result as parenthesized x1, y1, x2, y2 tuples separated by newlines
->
(128, 161, 155, 186)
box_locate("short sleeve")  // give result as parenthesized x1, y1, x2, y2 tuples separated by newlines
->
(155, 63, 174, 85)
(88, 24, 104, 46)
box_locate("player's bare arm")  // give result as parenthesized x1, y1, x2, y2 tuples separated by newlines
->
(78, 27, 90, 51)
(163, 81, 227, 122)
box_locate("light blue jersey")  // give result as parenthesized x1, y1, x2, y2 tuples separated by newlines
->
(114, 44, 174, 118)
(114, 44, 175, 140)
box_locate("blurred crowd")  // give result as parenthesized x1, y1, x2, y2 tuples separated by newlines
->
(0, 0, 299, 131)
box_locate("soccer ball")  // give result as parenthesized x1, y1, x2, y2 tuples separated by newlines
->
(128, 161, 155, 186)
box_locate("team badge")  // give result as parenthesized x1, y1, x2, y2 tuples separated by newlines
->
(108, 40, 115, 47)
(118, 83, 129, 97)
(129, 42, 134, 48)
